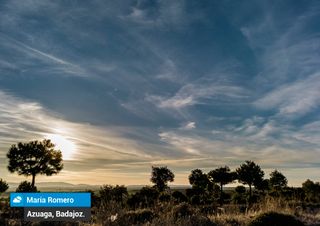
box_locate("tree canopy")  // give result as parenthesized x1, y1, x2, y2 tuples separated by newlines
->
(269, 170, 287, 190)
(189, 169, 210, 191)
(7, 139, 63, 187)
(236, 160, 264, 197)
(150, 166, 174, 192)
(0, 179, 9, 194)
(208, 166, 236, 205)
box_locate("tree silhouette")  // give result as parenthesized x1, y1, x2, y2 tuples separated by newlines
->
(302, 179, 320, 202)
(236, 161, 264, 198)
(0, 179, 9, 194)
(113, 185, 128, 205)
(16, 181, 37, 192)
(172, 191, 188, 203)
(138, 186, 159, 208)
(188, 169, 214, 204)
(189, 169, 210, 191)
(208, 166, 236, 205)
(232, 185, 247, 204)
(150, 166, 174, 192)
(269, 170, 287, 190)
(255, 179, 270, 193)
(99, 184, 128, 207)
(7, 139, 63, 187)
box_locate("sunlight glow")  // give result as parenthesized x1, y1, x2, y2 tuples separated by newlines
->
(46, 134, 76, 160)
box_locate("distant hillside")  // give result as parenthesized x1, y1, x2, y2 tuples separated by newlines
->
(6, 182, 191, 192)
(7, 182, 100, 192)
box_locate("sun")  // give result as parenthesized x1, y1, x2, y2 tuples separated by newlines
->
(46, 134, 76, 160)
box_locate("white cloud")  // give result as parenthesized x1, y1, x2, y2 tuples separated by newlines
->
(182, 122, 196, 130)
(242, 6, 320, 119)
(123, 0, 188, 27)
(0, 35, 88, 78)
(149, 83, 248, 109)
(254, 73, 320, 118)
(0, 90, 153, 162)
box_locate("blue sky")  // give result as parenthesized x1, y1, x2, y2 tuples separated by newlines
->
(0, 0, 319, 185)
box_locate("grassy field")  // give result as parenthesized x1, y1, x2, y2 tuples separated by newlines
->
(1, 189, 320, 226)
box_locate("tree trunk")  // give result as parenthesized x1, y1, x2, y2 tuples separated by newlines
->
(249, 184, 252, 199)
(220, 182, 223, 206)
(31, 174, 36, 188)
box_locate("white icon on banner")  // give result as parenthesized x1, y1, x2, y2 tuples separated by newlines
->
(13, 196, 22, 203)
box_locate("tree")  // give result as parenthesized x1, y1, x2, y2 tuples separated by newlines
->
(99, 184, 128, 207)
(188, 169, 210, 191)
(236, 160, 264, 198)
(188, 169, 214, 204)
(138, 186, 159, 208)
(112, 185, 128, 205)
(302, 179, 320, 202)
(255, 179, 270, 194)
(232, 186, 247, 205)
(7, 139, 63, 187)
(269, 170, 287, 190)
(0, 179, 9, 194)
(208, 166, 236, 205)
(150, 166, 174, 192)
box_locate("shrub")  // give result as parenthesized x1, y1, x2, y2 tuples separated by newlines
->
(0, 179, 9, 193)
(159, 192, 171, 202)
(36, 222, 80, 226)
(176, 215, 217, 226)
(190, 194, 201, 205)
(232, 193, 247, 204)
(172, 203, 195, 220)
(248, 211, 305, 226)
(172, 191, 188, 203)
(116, 209, 155, 225)
(235, 185, 246, 194)
(127, 193, 140, 209)
(200, 205, 216, 215)
(16, 181, 37, 192)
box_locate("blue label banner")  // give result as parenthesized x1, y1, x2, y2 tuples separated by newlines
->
(10, 192, 91, 207)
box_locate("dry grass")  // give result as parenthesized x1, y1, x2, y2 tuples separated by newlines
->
(78, 198, 320, 226)
(2, 198, 320, 226)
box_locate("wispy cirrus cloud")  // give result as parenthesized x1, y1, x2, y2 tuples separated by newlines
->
(0, 34, 88, 77)
(0, 90, 157, 171)
(242, 4, 320, 119)
(148, 82, 249, 109)
(254, 73, 320, 118)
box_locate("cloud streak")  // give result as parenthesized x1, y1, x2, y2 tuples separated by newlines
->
(0, 34, 88, 77)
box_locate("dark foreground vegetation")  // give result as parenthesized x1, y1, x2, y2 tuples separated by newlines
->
(0, 164, 320, 225)
(0, 140, 320, 225)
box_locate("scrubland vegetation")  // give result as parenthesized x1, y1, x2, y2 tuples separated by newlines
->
(1, 163, 320, 225)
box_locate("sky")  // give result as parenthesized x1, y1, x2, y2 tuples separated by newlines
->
(0, 0, 319, 186)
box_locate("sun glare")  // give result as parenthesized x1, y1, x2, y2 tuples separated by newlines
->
(46, 134, 76, 160)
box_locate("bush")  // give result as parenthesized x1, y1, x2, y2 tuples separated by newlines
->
(176, 215, 217, 226)
(172, 203, 195, 220)
(200, 205, 216, 215)
(116, 209, 155, 225)
(172, 191, 188, 203)
(232, 193, 247, 204)
(126, 186, 159, 209)
(0, 179, 9, 193)
(16, 181, 37, 192)
(248, 211, 305, 226)
(159, 192, 171, 202)
(235, 185, 246, 194)
(127, 193, 140, 209)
